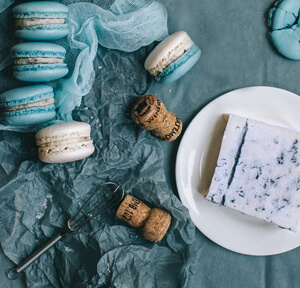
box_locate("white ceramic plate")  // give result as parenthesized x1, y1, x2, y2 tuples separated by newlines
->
(176, 86, 300, 256)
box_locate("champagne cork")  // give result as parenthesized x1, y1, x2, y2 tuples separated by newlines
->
(152, 111, 182, 142)
(131, 95, 167, 130)
(116, 194, 171, 242)
(141, 208, 171, 242)
(116, 194, 151, 228)
(131, 95, 182, 141)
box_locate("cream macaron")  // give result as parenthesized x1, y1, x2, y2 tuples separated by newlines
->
(36, 121, 95, 163)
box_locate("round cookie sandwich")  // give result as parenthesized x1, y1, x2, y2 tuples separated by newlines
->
(36, 121, 95, 164)
(11, 42, 69, 82)
(13, 1, 69, 41)
(0, 85, 56, 126)
(144, 31, 201, 84)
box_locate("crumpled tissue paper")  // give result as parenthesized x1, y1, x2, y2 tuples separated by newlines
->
(0, 1, 196, 287)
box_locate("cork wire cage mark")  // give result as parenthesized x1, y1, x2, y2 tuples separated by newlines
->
(7, 181, 124, 280)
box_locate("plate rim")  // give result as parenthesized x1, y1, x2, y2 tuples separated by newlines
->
(175, 85, 300, 256)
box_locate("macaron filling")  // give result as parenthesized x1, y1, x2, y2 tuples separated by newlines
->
(12, 50, 67, 71)
(1, 97, 55, 112)
(157, 45, 200, 80)
(36, 128, 92, 145)
(38, 137, 92, 148)
(13, 64, 68, 73)
(148, 35, 194, 76)
(2, 105, 55, 117)
(15, 18, 66, 27)
(14, 57, 64, 65)
(37, 134, 93, 154)
(38, 140, 94, 156)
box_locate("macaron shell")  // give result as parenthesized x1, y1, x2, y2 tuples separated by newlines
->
(38, 143, 95, 164)
(36, 121, 91, 139)
(13, 1, 69, 16)
(269, 28, 300, 60)
(15, 25, 69, 41)
(11, 42, 66, 58)
(145, 31, 189, 70)
(13, 2, 69, 40)
(0, 84, 53, 103)
(268, 0, 300, 60)
(13, 65, 69, 82)
(268, 0, 299, 30)
(0, 85, 56, 126)
(1, 106, 56, 126)
(159, 46, 201, 84)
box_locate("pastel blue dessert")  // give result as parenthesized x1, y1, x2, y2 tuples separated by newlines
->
(13, 1, 69, 41)
(0, 85, 56, 126)
(144, 31, 201, 84)
(11, 42, 69, 82)
(268, 0, 300, 60)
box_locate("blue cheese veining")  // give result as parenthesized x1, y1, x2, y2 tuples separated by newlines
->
(205, 114, 300, 232)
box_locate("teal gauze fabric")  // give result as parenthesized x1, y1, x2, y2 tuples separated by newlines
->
(0, 1, 196, 287)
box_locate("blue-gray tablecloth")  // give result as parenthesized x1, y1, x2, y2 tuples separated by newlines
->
(1, 0, 300, 287)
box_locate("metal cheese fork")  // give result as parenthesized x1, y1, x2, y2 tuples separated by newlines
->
(7, 181, 124, 280)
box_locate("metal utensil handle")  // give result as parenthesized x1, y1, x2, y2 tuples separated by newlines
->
(7, 231, 65, 280)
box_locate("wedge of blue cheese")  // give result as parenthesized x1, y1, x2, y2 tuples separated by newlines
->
(205, 114, 300, 232)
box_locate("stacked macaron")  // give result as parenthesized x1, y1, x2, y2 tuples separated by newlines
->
(1, 2, 95, 163)
(11, 42, 68, 82)
(11, 2, 69, 83)
(13, 1, 69, 41)
(0, 85, 56, 126)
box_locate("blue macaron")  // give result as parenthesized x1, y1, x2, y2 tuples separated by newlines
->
(13, 1, 69, 41)
(0, 85, 56, 126)
(144, 31, 201, 84)
(11, 42, 69, 82)
(268, 0, 300, 60)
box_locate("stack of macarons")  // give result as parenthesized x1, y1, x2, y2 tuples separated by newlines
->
(11, 42, 68, 82)
(0, 2, 95, 164)
(5, 1, 70, 124)
(0, 85, 56, 126)
(1, 3, 202, 164)
(13, 1, 69, 41)
(11, 1, 70, 82)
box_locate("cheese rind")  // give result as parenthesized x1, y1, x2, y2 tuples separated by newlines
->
(206, 114, 300, 232)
